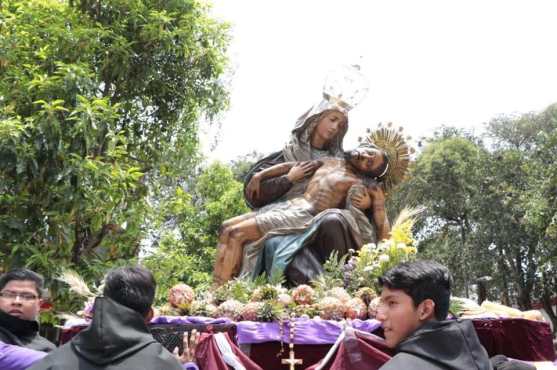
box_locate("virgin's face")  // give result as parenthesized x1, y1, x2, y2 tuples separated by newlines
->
(311, 110, 347, 147)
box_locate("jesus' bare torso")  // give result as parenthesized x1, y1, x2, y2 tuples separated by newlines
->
(302, 159, 365, 214)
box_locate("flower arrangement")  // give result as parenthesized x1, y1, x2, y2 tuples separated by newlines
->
(58, 208, 426, 323)
(343, 207, 422, 293)
(150, 207, 425, 322)
(53, 207, 546, 325)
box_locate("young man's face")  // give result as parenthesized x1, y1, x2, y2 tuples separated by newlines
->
(376, 286, 422, 348)
(0, 280, 42, 321)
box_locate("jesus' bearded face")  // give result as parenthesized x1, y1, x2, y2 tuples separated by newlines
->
(347, 147, 387, 177)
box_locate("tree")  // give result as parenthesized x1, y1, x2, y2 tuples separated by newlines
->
(393, 107, 557, 330)
(0, 0, 229, 298)
(228, 150, 264, 182)
(485, 105, 557, 330)
(143, 162, 248, 302)
(390, 129, 488, 297)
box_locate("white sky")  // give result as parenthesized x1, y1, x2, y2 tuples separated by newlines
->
(202, 0, 557, 162)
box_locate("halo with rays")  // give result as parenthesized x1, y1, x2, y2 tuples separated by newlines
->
(358, 122, 414, 192)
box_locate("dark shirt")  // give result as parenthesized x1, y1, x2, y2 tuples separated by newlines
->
(380, 320, 493, 370)
(0, 309, 55, 352)
(28, 297, 184, 370)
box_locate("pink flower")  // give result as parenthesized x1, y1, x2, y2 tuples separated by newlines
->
(345, 298, 367, 320)
(318, 297, 346, 321)
(168, 283, 195, 308)
(291, 285, 315, 305)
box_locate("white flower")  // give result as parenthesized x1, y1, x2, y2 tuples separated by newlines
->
(378, 254, 390, 263)
(368, 243, 377, 251)
(363, 266, 374, 272)
(361, 244, 373, 253)
(397, 243, 406, 250)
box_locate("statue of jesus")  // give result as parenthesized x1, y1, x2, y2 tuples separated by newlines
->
(213, 144, 391, 284)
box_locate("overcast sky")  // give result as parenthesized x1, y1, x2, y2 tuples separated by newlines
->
(202, 0, 557, 162)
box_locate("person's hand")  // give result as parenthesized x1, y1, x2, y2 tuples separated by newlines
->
(246, 174, 262, 200)
(352, 190, 372, 210)
(173, 329, 200, 364)
(287, 161, 322, 183)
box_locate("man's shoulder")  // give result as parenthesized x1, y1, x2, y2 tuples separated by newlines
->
(380, 353, 446, 370)
(27, 343, 76, 370)
(148, 342, 184, 366)
(29, 341, 183, 370)
(123, 341, 183, 370)
(0, 325, 18, 344)
(31, 334, 57, 352)
(0, 326, 55, 352)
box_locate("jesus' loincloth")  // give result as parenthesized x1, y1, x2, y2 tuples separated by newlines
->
(255, 197, 317, 235)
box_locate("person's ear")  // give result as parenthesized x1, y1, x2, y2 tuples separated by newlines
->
(418, 299, 436, 321)
(144, 307, 154, 324)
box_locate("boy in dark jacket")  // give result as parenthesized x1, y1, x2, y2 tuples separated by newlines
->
(376, 260, 492, 370)
(28, 266, 198, 370)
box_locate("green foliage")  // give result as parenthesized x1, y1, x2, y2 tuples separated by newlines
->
(266, 269, 286, 287)
(394, 105, 557, 327)
(317, 250, 347, 289)
(228, 150, 264, 182)
(256, 301, 283, 322)
(142, 237, 212, 305)
(212, 278, 254, 304)
(0, 0, 229, 320)
(143, 162, 249, 300)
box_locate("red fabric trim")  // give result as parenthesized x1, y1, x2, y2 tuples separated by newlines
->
(195, 332, 263, 370)
(305, 331, 393, 370)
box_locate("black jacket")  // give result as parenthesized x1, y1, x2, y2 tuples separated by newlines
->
(28, 297, 183, 370)
(0, 309, 55, 352)
(380, 320, 492, 370)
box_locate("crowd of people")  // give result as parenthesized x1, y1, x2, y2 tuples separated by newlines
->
(0, 261, 537, 370)
(0, 267, 199, 370)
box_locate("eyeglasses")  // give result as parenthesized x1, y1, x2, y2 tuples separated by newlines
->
(0, 291, 39, 301)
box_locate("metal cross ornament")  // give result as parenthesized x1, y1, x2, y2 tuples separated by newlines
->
(281, 349, 302, 370)
(281, 315, 302, 370)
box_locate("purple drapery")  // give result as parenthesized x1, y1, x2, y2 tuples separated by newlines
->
(236, 318, 382, 345)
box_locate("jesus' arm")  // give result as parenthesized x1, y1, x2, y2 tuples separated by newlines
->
(367, 184, 391, 241)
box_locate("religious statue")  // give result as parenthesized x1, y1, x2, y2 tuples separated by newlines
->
(213, 66, 411, 285)
(214, 141, 401, 284)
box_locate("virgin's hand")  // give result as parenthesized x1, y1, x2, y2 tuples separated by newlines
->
(247, 174, 261, 200)
(352, 191, 372, 210)
(287, 161, 322, 182)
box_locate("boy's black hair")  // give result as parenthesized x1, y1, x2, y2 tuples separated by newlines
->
(0, 268, 45, 298)
(103, 266, 156, 317)
(378, 260, 452, 320)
